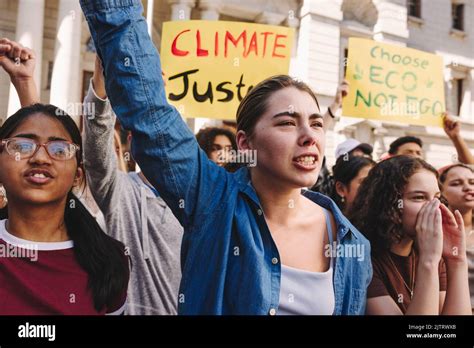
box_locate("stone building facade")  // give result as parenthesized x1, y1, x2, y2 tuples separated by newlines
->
(0, 0, 472, 168)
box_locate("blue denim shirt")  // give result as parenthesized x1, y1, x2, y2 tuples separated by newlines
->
(80, 0, 372, 315)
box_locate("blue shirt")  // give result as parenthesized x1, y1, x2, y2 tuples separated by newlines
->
(80, 0, 373, 315)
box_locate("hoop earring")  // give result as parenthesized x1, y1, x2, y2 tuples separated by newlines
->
(0, 185, 7, 208)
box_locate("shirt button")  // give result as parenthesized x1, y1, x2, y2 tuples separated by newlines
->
(257, 209, 263, 215)
(272, 257, 279, 265)
(269, 308, 276, 316)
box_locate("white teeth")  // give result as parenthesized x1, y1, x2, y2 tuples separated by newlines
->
(296, 156, 316, 165)
(32, 173, 46, 178)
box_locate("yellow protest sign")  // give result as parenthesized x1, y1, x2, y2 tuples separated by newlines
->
(160, 20, 294, 120)
(342, 38, 445, 127)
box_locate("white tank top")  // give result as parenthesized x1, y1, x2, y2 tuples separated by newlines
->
(277, 208, 335, 315)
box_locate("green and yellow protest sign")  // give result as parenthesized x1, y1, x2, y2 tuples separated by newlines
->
(342, 38, 445, 127)
(160, 20, 294, 120)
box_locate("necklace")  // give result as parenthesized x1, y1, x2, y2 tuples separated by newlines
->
(387, 251, 416, 299)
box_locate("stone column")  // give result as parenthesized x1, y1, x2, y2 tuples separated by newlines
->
(146, 0, 155, 36)
(255, 11, 286, 26)
(372, 0, 409, 45)
(199, 0, 221, 20)
(468, 69, 474, 121)
(49, 0, 82, 118)
(285, 9, 300, 79)
(168, 0, 195, 21)
(7, 0, 45, 116)
(295, 0, 343, 100)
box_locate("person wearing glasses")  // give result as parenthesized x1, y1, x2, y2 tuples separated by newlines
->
(0, 39, 129, 315)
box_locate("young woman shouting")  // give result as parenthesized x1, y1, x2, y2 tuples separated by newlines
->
(349, 156, 471, 315)
(80, 0, 372, 315)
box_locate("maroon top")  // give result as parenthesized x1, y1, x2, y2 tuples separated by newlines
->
(0, 220, 127, 315)
(368, 249, 447, 314)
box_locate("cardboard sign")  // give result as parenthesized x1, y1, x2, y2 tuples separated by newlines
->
(343, 38, 445, 126)
(160, 20, 294, 120)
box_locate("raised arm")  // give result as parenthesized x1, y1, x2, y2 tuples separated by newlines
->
(80, 0, 229, 228)
(0, 38, 39, 107)
(82, 56, 125, 214)
(322, 80, 348, 131)
(443, 113, 474, 165)
(439, 204, 472, 315)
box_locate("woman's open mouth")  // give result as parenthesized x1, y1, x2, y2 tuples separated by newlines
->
(292, 154, 318, 171)
(464, 192, 474, 201)
(24, 169, 54, 185)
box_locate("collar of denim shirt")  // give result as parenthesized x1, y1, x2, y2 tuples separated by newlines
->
(233, 166, 356, 242)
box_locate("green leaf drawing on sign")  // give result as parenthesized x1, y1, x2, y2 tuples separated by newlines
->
(426, 79, 433, 88)
(353, 64, 363, 80)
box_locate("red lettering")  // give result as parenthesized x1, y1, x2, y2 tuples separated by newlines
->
(214, 31, 219, 56)
(225, 30, 247, 58)
(260, 32, 273, 57)
(272, 34, 287, 58)
(244, 32, 258, 57)
(196, 30, 208, 57)
(170, 29, 288, 59)
(171, 29, 191, 56)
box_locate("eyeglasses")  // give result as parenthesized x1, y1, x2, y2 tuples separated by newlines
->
(0, 137, 80, 161)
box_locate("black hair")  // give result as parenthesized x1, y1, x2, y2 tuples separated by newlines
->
(118, 126, 129, 146)
(388, 136, 423, 155)
(195, 127, 237, 157)
(330, 155, 375, 209)
(439, 163, 474, 184)
(0, 104, 129, 312)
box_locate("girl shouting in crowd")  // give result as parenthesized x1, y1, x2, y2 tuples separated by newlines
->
(0, 39, 129, 315)
(439, 163, 474, 312)
(349, 156, 471, 314)
(80, 0, 372, 315)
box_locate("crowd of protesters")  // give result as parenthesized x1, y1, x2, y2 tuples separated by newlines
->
(0, 0, 473, 316)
